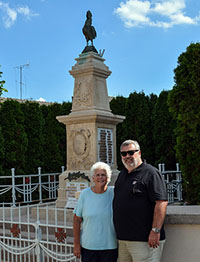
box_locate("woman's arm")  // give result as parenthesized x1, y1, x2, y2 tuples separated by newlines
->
(73, 214, 82, 258)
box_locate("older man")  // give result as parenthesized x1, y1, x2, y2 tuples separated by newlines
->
(113, 140, 168, 262)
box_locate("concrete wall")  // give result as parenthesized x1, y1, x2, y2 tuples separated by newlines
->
(161, 206, 200, 262)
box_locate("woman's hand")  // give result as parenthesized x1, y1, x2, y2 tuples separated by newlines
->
(73, 243, 81, 258)
(73, 214, 82, 258)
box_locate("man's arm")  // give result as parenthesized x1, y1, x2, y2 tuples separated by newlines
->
(73, 214, 82, 258)
(148, 200, 168, 248)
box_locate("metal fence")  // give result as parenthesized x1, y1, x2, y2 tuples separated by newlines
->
(0, 203, 79, 262)
(0, 164, 183, 206)
(159, 163, 183, 204)
(0, 167, 65, 206)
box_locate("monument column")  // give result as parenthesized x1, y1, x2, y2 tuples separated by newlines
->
(56, 11, 125, 208)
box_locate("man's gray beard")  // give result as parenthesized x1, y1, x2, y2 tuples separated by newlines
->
(122, 158, 136, 170)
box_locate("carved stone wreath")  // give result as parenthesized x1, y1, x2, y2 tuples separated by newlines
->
(68, 129, 92, 169)
(71, 129, 91, 157)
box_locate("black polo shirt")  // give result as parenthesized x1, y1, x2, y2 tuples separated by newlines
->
(113, 162, 167, 242)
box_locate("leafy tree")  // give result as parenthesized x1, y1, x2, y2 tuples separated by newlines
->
(21, 101, 45, 174)
(168, 43, 200, 204)
(0, 100, 28, 175)
(0, 66, 7, 97)
(152, 90, 176, 169)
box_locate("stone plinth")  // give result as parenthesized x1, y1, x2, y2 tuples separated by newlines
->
(162, 205, 200, 262)
(56, 52, 125, 208)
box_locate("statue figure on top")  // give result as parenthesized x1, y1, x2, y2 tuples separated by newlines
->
(82, 10, 98, 54)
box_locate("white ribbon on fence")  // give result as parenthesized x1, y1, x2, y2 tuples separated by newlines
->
(0, 239, 36, 255)
(0, 239, 77, 262)
(41, 184, 59, 192)
(0, 186, 12, 195)
(15, 184, 38, 194)
(40, 243, 77, 262)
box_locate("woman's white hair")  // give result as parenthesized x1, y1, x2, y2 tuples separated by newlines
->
(90, 162, 112, 184)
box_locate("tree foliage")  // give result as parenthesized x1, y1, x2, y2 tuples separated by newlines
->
(0, 100, 72, 176)
(110, 92, 166, 168)
(0, 66, 7, 97)
(168, 42, 200, 204)
(152, 90, 177, 169)
(0, 91, 178, 184)
(21, 102, 45, 174)
(41, 103, 70, 173)
(0, 100, 28, 175)
(0, 125, 5, 175)
(110, 96, 128, 168)
(125, 92, 155, 163)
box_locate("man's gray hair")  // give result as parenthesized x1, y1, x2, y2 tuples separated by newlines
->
(90, 162, 112, 184)
(120, 140, 140, 151)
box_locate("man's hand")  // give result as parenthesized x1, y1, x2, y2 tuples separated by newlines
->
(148, 200, 168, 248)
(148, 230, 160, 248)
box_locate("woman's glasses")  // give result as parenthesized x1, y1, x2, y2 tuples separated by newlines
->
(95, 173, 107, 177)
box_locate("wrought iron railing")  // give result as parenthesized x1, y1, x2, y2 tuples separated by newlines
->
(0, 202, 79, 262)
(158, 163, 183, 204)
(0, 166, 65, 206)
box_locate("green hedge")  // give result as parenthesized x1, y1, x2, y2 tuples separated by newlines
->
(0, 100, 72, 176)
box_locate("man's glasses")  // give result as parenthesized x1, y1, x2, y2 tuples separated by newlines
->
(120, 150, 139, 157)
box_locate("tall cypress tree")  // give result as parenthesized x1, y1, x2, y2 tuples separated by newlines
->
(152, 90, 176, 169)
(125, 92, 155, 164)
(168, 43, 200, 204)
(0, 100, 28, 175)
(41, 102, 71, 172)
(21, 101, 44, 174)
(110, 96, 128, 168)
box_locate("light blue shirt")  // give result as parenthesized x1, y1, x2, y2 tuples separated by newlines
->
(73, 186, 117, 250)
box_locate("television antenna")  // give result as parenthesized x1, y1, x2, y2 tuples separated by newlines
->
(14, 63, 29, 99)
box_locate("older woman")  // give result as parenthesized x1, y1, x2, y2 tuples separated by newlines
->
(73, 162, 118, 262)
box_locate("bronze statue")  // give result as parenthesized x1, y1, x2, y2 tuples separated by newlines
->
(82, 10, 98, 53)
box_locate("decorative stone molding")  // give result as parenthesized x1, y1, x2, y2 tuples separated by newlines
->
(68, 129, 93, 170)
(73, 78, 93, 108)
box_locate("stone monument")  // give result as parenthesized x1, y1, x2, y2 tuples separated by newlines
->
(56, 11, 125, 208)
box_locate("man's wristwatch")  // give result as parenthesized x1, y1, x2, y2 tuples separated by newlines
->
(152, 228, 160, 234)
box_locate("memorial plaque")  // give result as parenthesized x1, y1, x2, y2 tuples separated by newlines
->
(65, 181, 89, 209)
(98, 128, 113, 164)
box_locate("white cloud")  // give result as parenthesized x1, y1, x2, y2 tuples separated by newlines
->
(0, 2, 39, 28)
(115, 0, 151, 27)
(114, 0, 199, 29)
(0, 2, 17, 28)
(17, 6, 39, 18)
(153, 0, 185, 16)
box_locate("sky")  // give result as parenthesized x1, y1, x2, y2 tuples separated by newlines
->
(0, 0, 200, 103)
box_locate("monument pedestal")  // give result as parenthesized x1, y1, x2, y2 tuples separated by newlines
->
(56, 52, 125, 208)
